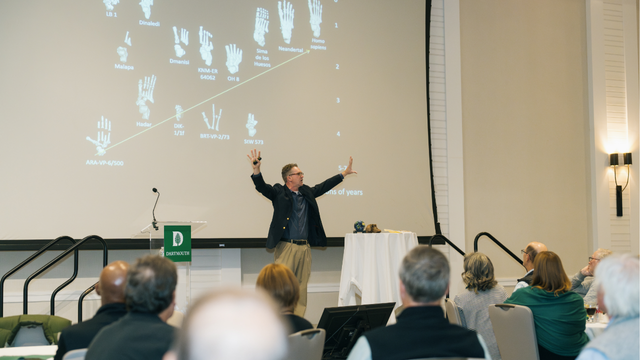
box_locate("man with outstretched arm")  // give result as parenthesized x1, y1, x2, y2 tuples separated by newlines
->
(248, 149, 357, 316)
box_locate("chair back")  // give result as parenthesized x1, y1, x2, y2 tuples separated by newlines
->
(63, 348, 87, 360)
(488, 304, 539, 360)
(284, 328, 325, 360)
(444, 298, 462, 326)
(10, 324, 49, 347)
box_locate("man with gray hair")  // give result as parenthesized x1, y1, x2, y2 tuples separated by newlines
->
(162, 288, 288, 360)
(346, 246, 489, 360)
(576, 254, 639, 360)
(86, 255, 177, 360)
(570, 248, 612, 306)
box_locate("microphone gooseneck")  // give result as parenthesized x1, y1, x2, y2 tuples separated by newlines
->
(152, 188, 160, 230)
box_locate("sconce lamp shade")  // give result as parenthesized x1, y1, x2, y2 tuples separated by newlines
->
(623, 152, 632, 165)
(610, 153, 619, 166)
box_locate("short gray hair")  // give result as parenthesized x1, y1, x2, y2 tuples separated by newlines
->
(126, 255, 177, 314)
(399, 246, 449, 303)
(596, 254, 639, 318)
(175, 288, 287, 360)
(594, 248, 612, 260)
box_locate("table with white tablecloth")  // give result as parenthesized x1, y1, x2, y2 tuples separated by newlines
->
(338, 232, 419, 320)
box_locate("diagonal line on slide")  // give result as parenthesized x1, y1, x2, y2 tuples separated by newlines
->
(98, 50, 311, 155)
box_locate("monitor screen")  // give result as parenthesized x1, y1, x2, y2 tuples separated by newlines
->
(317, 302, 395, 359)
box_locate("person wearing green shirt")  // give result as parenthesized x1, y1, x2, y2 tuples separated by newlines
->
(504, 251, 589, 360)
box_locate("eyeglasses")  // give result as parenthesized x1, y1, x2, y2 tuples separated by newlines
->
(289, 172, 304, 177)
(588, 257, 601, 262)
(520, 249, 529, 255)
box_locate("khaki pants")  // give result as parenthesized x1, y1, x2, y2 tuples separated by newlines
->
(274, 240, 311, 316)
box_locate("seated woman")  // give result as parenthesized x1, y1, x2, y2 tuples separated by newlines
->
(256, 263, 313, 334)
(454, 252, 508, 360)
(504, 251, 589, 360)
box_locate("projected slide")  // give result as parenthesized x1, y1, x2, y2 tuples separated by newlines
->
(0, 0, 434, 240)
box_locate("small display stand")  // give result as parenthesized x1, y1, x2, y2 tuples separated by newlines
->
(134, 221, 207, 312)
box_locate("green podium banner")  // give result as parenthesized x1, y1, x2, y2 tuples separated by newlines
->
(163, 225, 192, 262)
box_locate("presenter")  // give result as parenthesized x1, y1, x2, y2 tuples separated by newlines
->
(248, 149, 357, 316)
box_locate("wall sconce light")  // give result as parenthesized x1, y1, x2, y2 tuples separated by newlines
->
(610, 153, 632, 216)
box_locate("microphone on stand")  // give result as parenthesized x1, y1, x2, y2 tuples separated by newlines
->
(152, 188, 160, 230)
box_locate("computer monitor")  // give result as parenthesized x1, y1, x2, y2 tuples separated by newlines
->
(317, 302, 395, 359)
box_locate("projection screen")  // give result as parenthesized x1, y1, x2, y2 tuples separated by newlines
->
(0, 0, 435, 240)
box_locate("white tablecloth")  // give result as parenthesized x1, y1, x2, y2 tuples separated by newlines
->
(338, 232, 419, 318)
(585, 321, 607, 340)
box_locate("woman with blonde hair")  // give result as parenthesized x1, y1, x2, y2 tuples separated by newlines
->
(256, 263, 313, 334)
(454, 252, 507, 360)
(505, 251, 589, 360)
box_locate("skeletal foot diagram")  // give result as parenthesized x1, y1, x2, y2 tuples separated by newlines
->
(308, 0, 322, 38)
(117, 31, 131, 62)
(175, 105, 184, 121)
(253, 8, 269, 47)
(202, 104, 222, 131)
(246, 113, 258, 137)
(104, 0, 119, 11)
(136, 75, 156, 120)
(173, 26, 189, 58)
(86, 116, 111, 156)
(225, 44, 242, 74)
(278, 1, 294, 44)
(139, 0, 153, 19)
(199, 26, 213, 66)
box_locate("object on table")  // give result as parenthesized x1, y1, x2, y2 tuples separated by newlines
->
(365, 224, 381, 233)
(354, 221, 365, 233)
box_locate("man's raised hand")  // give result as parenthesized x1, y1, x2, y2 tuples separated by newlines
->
(342, 156, 357, 177)
(248, 149, 262, 175)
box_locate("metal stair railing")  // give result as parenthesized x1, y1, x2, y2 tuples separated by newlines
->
(23, 235, 108, 315)
(0, 236, 76, 317)
(473, 232, 524, 268)
(427, 234, 465, 257)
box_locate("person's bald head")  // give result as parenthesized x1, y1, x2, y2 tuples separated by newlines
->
(523, 242, 548, 271)
(96, 261, 129, 306)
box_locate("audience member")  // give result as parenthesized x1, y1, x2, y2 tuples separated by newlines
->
(163, 288, 288, 360)
(505, 251, 588, 360)
(86, 255, 177, 360)
(514, 241, 548, 291)
(256, 263, 313, 334)
(570, 248, 612, 306)
(346, 246, 489, 360)
(54, 261, 129, 360)
(454, 252, 507, 360)
(576, 254, 639, 360)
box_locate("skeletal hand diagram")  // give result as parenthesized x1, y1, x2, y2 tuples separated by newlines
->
(278, 1, 294, 44)
(225, 44, 242, 74)
(117, 47, 128, 62)
(173, 26, 189, 58)
(136, 75, 156, 120)
(202, 104, 222, 131)
(175, 105, 184, 121)
(104, 0, 119, 11)
(253, 8, 269, 47)
(199, 26, 214, 66)
(246, 113, 258, 137)
(139, 0, 153, 19)
(86, 116, 111, 156)
(308, 0, 322, 38)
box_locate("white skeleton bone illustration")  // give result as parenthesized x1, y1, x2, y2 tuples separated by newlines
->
(86, 116, 111, 156)
(136, 75, 156, 120)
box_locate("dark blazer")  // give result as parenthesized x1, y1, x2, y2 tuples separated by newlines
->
(364, 306, 485, 360)
(251, 173, 343, 249)
(54, 303, 127, 360)
(85, 311, 175, 360)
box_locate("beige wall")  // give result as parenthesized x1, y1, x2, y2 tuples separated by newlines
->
(460, 0, 591, 278)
